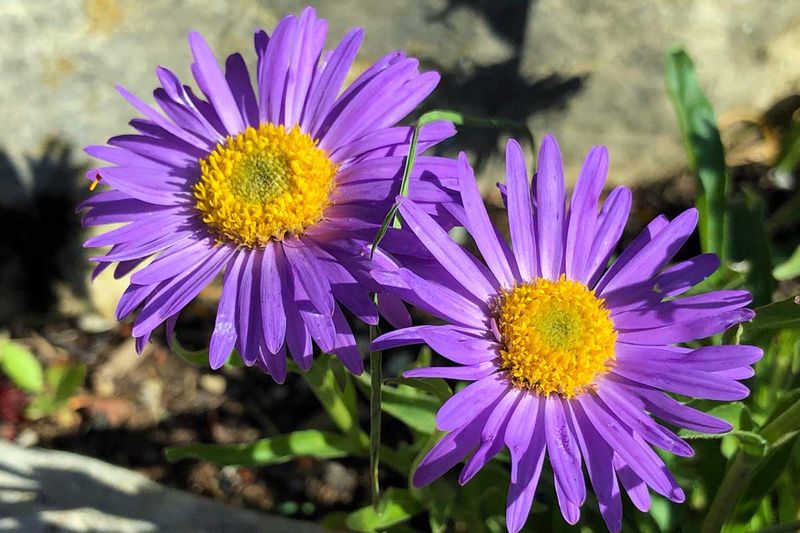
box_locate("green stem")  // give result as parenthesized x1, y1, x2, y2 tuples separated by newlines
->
(369, 321, 383, 510)
(701, 452, 760, 533)
(702, 397, 800, 533)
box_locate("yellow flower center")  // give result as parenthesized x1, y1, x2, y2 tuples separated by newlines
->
(494, 276, 617, 398)
(193, 124, 338, 247)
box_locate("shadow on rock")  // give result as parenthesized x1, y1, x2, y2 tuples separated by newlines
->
(424, 0, 588, 168)
(0, 140, 88, 327)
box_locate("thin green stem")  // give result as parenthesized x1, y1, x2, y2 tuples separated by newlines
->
(369, 321, 382, 510)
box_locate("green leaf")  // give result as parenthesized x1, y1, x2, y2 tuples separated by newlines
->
(744, 295, 800, 334)
(53, 363, 86, 406)
(385, 376, 452, 403)
(355, 374, 440, 434)
(0, 340, 44, 393)
(164, 430, 363, 466)
(27, 363, 88, 419)
(171, 336, 211, 366)
(726, 190, 775, 306)
(730, 433, 800, 526)
(773, 245, 800, 281)
(665, 46, 728, 260)
(773, 120, 800, 180)
(345, 488, 423, 532)
(304, 356, 367, 447)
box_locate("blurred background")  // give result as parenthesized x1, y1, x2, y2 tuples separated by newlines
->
(0, 1, 798, 531)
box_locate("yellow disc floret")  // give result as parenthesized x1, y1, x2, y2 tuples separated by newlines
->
(494, 276, 617, 398)
(193, 124, 338, 247)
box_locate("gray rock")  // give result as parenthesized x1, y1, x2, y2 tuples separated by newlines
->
(0, 440, 322, 532)
(1, 0, 797, 190)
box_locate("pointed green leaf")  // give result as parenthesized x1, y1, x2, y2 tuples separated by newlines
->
(745, 295, 800, 333)
(345, 488, 423, 532)
(0, 340, 43, 393)
(665, 46, 728, 259)
(773, 245, 800, 281)
(164, 430, 363, 466)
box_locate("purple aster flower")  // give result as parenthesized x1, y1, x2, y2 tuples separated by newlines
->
(370, 136, 761, 532)
(78, 7, 460, 380)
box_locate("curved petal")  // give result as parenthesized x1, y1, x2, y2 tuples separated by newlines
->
(457, 152, 515, 287)
(436, 373, 510, 432)
(505, 139, 537, 281)
(535, 135, 566, 280)
(545, 395, 585, 506)
(565, 146, 608, 281)
(188, 32, 245, 135)
(398, 198, 497, 301)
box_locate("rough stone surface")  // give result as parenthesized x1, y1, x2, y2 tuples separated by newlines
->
(0, 439, 323, 532)
(1, 0, 798, 189)
(0, 0, 798, 319)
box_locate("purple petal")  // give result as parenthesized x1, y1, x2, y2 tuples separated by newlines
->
(224, 52, 259, 128)
(282, 275, 313, 371)
(85, 144, 170, 170)
(91, 166, 187, 206)
(577, 395, 682, 501)
(92, 231, 194, 263)
(403, 362, 498, 381)
(330, 304, 364, 374)
(614, 455, 651, 512)
(613, 290, 752, 330)
(617, 308, 755, 345)
(84, 208, 188, 248)
(131, 237, 216, 285)
(332, 121, 455, 163)
(545, 395, 585, 506)
(413, 404, 493, 488)
(131, 245, 234, 337)
(209, 253, 242, 369)
(376, 293, 412, 329)
(457, 152, 515, 287)
(115, 85, 211, 150)
(188, 32, 245, 135)
(604, 253, 721, 313)
(571, 407, 622, 533)
(234, 250, 258, 363)
(459, 388, 522, 484)
(283, 8, 326, 127)
(535, 135, 566, 280)
(565, 146, 608, 281)
(584, 187, 632, 286)
(398, 198, 497, 301)
(612, 351, 750, 400)
(259, 14, 298, 124)
(436, 373, 510, 432)
(108, 134, 203, 166)
(596, 381, 693, 457)
(599, 209, 698, 295)
(505, 139, 537, 281)
(505, 395, 546, 533)
(555, 482, 581, 525)
(370, 266, 489, 329)
(608, 377, 732, 434)
(283, 240, 334, 316)
(260, 243, 286, 353)
(303, 28, 364, 134)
